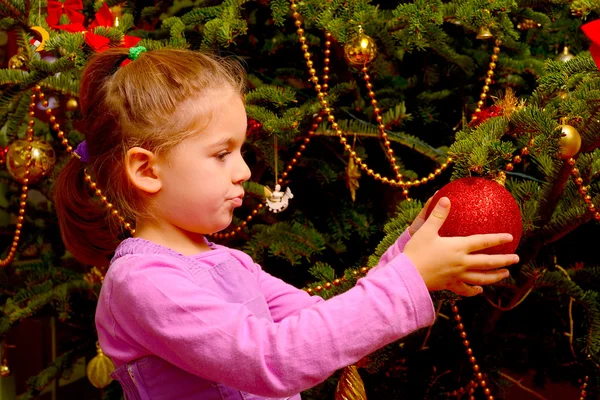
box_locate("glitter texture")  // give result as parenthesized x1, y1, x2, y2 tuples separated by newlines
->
(425, 177, 523, 254)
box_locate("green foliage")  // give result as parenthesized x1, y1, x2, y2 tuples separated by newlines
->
(243, 221, 327, 264)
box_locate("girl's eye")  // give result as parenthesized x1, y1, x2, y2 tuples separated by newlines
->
(216, 151, 231, 161)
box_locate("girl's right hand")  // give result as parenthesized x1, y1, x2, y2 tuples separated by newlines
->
(403, 197, 519, 297)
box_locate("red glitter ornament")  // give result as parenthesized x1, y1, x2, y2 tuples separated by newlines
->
(425, 177, 522, 254)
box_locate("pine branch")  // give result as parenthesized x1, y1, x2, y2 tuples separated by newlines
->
(20, 340, 93, 400)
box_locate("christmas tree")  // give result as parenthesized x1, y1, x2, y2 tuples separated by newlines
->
(1, 0, 600, 399)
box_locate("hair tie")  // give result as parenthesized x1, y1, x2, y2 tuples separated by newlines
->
(74, 140, 89, 163)
(120, 46, 147, 67)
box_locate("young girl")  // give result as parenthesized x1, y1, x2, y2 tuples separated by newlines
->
(53, 47, 519, 400)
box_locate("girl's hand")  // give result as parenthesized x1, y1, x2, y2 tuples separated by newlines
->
(403, 197, 519, 297)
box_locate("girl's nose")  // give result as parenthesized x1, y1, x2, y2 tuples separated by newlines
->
(234, 156, 251, 183)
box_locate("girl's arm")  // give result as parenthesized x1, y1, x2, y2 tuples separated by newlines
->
(226, 229, 410, 323)
(103, 252, 433, 398)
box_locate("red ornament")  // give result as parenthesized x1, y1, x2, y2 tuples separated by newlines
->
(582, 20, 600, 70)
(469, 105, 502, 127)
(425, 177, 522, 254)
(247, 118, 263, 136)
(0, 145, 8, 164)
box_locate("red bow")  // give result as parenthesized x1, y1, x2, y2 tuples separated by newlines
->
(85, 31, 111, 52)
(54, 23, 86, 33)
(46, 0, 84, 28)
(88, 3, 114, 30)
(85, 3, 141, 52)
(582, 20, 600, 69)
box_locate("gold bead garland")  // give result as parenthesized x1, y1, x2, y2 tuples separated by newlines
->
(82, 170, 135, 234)
(0, 86, 38, 267)
(211, 204, 265, 240)
(43, 91, 136, 236)
(305, 266, 369, 294)
(451, 304, 495, 400)
(579, 375, 589, 399)
(472, 40, 502, 123)
(504, 139, 531, 172)
(361, 65, 402, 184)
(568, 158, 600, 222)
(289, 1, 452, 192)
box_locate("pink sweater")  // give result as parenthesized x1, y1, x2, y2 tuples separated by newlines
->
(95, 230, 434, 399)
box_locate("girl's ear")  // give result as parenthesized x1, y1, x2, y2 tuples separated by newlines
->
(124, 147, 162, 194)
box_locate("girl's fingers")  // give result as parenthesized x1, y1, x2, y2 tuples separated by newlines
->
(461, 269, 510, 286)
(465, 254, 520, 270)
(463, 233, 515, 253)
(449, 282, 482, 297)
(422, 197, 451, 233)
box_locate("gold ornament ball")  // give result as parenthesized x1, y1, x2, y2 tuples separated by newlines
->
(555, 46, 575, 62)
(66, 98, 79, 111)
(558, 123, 581, 159)
(6, 139, 56, 184)
(86, 344, 115, 389)
(0, 363, 10, 377)
(8, 52, 28, 70)
(344, 34, 377, 67)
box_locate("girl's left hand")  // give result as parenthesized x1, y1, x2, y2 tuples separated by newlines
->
(408, 195, 434, 236)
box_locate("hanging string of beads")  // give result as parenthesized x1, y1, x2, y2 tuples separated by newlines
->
(580, 375, 590, 399)
(289, 1, 452, 196)
(451, 303, 495, 400)
(43, 90, 136, 236)
(503, 122, 599, 223)
(568, 158, 600, 222)
(471, 39, 502, 123)
(0, 86, 39, 267)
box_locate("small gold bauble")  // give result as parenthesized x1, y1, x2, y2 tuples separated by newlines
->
(86, 343, 115, 389)
(8, 51, 28, 70)
(344, 34, 377, 67)
(66, 98, 79, 111)
(555, 46, 575, 62)
(0, 362, 10, 377)
(335, 365, 367, 400)
(6, 139, 56, 184)
(476, 26, 493, 40)
(557, 121, 581, 159)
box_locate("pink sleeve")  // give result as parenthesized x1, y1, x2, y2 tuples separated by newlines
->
(108, 254, 434, 397)
(256, 268, 324, 322)
(369, 228, 412, 274)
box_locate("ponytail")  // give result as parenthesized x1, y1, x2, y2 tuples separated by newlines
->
(53, 49, 130, 267)
(53, 157, 120, 267)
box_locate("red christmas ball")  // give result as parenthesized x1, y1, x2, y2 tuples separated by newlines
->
(424, 177, 523, 254)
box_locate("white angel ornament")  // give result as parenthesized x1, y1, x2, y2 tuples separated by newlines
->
(264, 184, 294, 213)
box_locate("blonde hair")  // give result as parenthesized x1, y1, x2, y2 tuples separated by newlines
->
(53, 48, 246, 267)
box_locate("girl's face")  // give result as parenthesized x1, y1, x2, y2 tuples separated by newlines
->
(153, 90, 251, 237)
